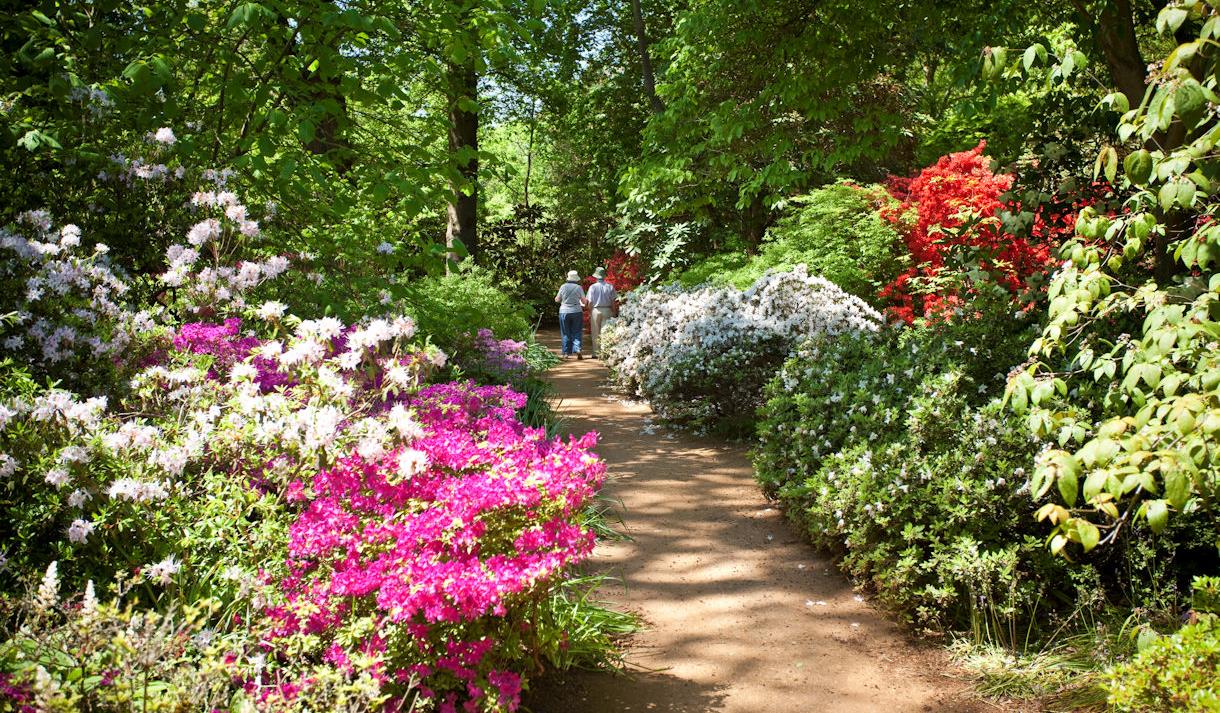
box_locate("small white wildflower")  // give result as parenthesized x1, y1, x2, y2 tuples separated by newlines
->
(35, 561, 59, 610)
(67, 519, 94, 544)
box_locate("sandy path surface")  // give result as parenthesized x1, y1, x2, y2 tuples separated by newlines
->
(522, 335, 996, 713)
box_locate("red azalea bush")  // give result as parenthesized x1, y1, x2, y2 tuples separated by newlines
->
(880, 142, 1059, 322)
(582, 250, 644, 331)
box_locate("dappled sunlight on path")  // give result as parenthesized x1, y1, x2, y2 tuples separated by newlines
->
(522, 332, 994, 713)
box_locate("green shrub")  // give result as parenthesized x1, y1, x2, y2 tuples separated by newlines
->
(1107, 612, 1220, 712)
(678, 182, 905, 303)
(755, 311, 1212, 644)
(755, 317, 1071, 637)
(398, 265, 534, 350)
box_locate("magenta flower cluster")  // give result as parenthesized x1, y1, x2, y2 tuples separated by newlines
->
(171, 318, 286, 391)
(267, 381, 604, 710)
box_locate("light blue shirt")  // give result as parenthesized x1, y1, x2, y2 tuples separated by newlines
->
(587, 280, 617, 308)
(556, 282, 584, 314)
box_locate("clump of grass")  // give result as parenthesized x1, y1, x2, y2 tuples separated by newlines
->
(951, 639, 1108, 710)
(951, 611, 1150, 711)
(539, 575, 641, 671)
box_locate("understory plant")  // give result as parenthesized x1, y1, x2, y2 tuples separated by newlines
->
(678, 182, 905, 303)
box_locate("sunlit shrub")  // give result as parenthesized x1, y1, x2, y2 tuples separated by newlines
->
(398, 265, 533, 352)
(603, 265, 882, 435)
(679, 183, 904, 303)
(0, 197, 611, 711)
(755, 320, 1066, 635)
(881, 142, 1056, 322)
(1107, 578, 1220, 712)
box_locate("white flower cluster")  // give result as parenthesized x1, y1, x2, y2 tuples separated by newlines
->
(602, 265, 882, 425)
(160, 189, 285, 311)
(2, 306, 441, 590)
(1, 213, 150, 368)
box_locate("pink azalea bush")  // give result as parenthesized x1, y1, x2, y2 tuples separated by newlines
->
(0, 184, 612, 710)
(264, 382, 603, 709)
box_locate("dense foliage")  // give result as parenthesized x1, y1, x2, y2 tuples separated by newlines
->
(678, 183, 904, 303)
(6, 0, 1220, 706)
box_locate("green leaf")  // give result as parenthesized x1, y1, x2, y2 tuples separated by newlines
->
(1146, 499, 1169, 533)
(1023, 44, 1043, 72)
(1077, 520, 1100, 552)
(1176, 80, 1207, 126)
(1056, 457, 1080, 506)
(1164, 469, 1190, 509)
(227, 2, 271, 29)
(1158, 7, 1189, 35)
(1124, 149, 1153, 185)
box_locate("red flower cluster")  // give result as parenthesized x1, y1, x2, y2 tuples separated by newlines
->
(880, 142, 1056, 322)
(581, 250, 644, 294)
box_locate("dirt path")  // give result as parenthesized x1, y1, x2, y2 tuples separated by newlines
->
(522, 335, 996, 713)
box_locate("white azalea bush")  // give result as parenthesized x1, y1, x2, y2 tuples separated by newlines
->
(602, 264, 883, 434)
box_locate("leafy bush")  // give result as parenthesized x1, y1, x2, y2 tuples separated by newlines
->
(0, 202, 617, 710)
(397, 265, 534, 352)
(603, 265, 882, 435)
(1006, 8, 1220, 564)
(881, 142, 1057, 322)
(678, 183, 904, 303)
(755, 306, 1210, 644)
(755, 320, 1067, 636)
(1106, 578, 1220, 712)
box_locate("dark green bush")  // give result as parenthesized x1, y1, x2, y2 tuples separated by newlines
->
(755, 323, 1068, 637)
(755, 313, 1212, 642)
(398, 265, 534, 351)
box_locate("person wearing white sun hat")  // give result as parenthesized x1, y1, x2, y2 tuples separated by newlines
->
(555, 269, 586, 359)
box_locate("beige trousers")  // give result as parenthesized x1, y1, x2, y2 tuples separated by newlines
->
(589, 306, 613, 355)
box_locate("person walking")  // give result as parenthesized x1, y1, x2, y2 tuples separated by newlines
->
(585, 266, 618, 357)
(555, 269, 585, 359)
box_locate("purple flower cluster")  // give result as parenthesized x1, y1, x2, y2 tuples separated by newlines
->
(462, 329, 530, 385)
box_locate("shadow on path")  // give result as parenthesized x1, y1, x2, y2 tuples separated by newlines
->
(522, 330, 993, 713)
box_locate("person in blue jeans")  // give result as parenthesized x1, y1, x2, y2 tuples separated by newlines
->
(555, 270, 585, 359)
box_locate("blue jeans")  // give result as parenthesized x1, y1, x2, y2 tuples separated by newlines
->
(560, 312, 583, 355)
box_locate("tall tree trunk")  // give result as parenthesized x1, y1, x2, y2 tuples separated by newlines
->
(629, 0, 664, 114)
(1094, 0, 1148, 110)
(523, 98, 537, 211)
(742, 194, 769, 255)
(446, 59, 479, 261)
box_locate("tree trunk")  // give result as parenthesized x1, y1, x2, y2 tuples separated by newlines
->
(629, 0, 664, 114)
(742, 194, 769, 255)
(1094, 0, 1148, 110)
(523, 98, 537, 211)
(446, 59, 479, 261)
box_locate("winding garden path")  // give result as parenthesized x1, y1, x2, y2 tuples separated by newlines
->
(523, 334, 997, 713)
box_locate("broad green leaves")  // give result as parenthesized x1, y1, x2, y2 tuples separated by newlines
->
(1009, 2, 1220, 556)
